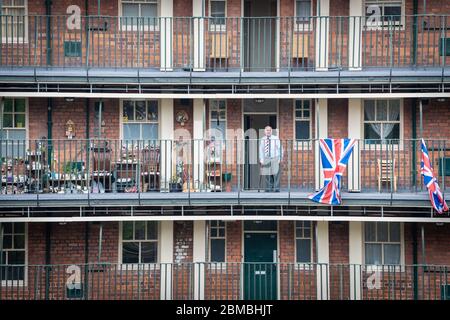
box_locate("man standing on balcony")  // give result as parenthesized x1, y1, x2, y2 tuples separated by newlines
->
(259, 126, 283, 192)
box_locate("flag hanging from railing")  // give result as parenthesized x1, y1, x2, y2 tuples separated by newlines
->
(421, 139, 449, 214)
(309, 139, 356, 205)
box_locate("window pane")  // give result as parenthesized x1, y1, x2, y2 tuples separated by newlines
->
(7, 129, 25, 140)
(14, 222, 25, 234)
(365, 244, 382, 265)
(122, 242, 139, 263)
(211, 239, 225, 262)
(134, 221, 146, 240)
(364, 100, 375, 121)
(8, 250, 25, 264)
(141, 242, 157, 263)
(141, 4, 157, 17)
(3, 99, 13, 112)
(123, 101, 135, 121)
(14, 99, 25, 112)
(122, 222, 133, 240)
(15, 114, 25, 128)
(384, 6, 401, 17)
(297, 1, 311, 20)
(123, 124, 140, 140)
(142, 124, 158, 141)
(211, 1, 225, 17)
(135, 101, 146, 121)
(13, 235, 25, 249)
(296, 121, 310, 140)
(4, 223, 13, 233)
(122, 4, 139, 17)
(388, 100, 400, 121)
(364, 123, 381, 140)
(389, 223, 400, 242)
(303, 223, 311, 238)
(296, 239, 311, 263)
(365, 222, 376, 241)
(376, 101, 388, 121)
(377, 222, 389, 242)
(3, 235, 12, 249)
(384, 123, 399, 140)
(218, 227, 225, 238)
(3, 114, 13, 128)
(147, 101, 158, 121)
(146, 222, 157, 240)
(384, 244, 400, 265)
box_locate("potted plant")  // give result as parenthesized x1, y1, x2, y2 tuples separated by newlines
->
(169, 175, 183, 192)
(222, 172, 232, 192)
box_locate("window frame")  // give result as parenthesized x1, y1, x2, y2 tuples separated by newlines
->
(1, 98, 29, 158)
(1, 222, 28, 287)
(120, 99, 160, 144)
(362, 99, 403, 148)
(294, 0, 313, 32)
(208, 0, 227, 32)
(208, 220, 226, 263)
(363, 222, 404, 270)
(118, 221, 160, 269)
(293, 99, 312, 150)
(118, 0, 160, 32)
(294, 221, 313, 266)
(0, 0, 29, 44)
(209, 99, 227, 141)
(364, 0, 405, 30)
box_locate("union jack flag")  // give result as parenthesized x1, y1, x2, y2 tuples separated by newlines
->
(421, 139, 449, 214)
(309, 139, 356, 205)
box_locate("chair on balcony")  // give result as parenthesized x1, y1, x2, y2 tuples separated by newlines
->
(141, 146, 160, 192)
(377, 158, 397, 192)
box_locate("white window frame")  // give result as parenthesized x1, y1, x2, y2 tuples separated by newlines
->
(120, 99, 160, 144)
(1, 222, 28, 287)
(294, 221, 313, 268)
(362, 99, 403, 149)
(1, 98, 29, 157)
(118, 221, 160, 270)
(364, 0, 405, 30)
(208, 220, 226, 263)
(209, 0, 227, 32)
(209, 99, 227, 140)
(118, 0, 160, 32)
(293, 99, 312, 150)
(0, 0, 28, 44)
(363, 222, 404, 271)
(294, 0, 313, 32)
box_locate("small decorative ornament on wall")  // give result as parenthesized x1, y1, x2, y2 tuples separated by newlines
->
(66, 120, 75, 139)
(175, 110, 189, 127)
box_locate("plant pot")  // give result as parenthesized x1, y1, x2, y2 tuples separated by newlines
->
(169, 182, 183, 192)
(222, 172, 232, 182)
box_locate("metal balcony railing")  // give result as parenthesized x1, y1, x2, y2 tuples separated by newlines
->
(0, 15, 449, 71)
(0, 262, 448, 300)
(0, 138, 448, 197)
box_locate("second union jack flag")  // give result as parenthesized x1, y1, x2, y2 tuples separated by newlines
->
(421, 139, 449, 214)
(309, 139, 356, 205)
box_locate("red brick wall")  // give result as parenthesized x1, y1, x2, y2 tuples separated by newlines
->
(328, 99, 348, 138)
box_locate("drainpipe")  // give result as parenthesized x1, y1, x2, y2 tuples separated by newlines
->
(44, 222, 52, 300)
(412, 0, 419, 66)
(47, 98, 53, 168)
(45, 0, 52, 66)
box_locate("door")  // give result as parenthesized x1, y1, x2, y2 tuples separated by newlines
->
(243, 0, 277, 71)
(244, 114, 277, 190)
(244, 232, 277, 300)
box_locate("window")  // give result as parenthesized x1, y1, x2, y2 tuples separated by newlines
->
(294, 100, 311, 140)
(210, 0, 226, 29)
(296, 0, 311, 23)
(364, 100, 400, 142)
(121, 221, 158, 264)
(1, 0, 27, 40)
(94, 101, 105, 138)
(364, 222, 401, 265)
(365, 0, 404, 27)
(1, 222, 26, 283)
(122, 100, 158, 144)
(1, 98, 27, 157)
(209, 100, 226, 140)
(120, 0, 158, 28)
(209, 220, 226, 262)
(295, 221, 312, 263)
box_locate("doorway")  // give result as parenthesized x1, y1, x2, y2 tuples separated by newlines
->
(243, 100, 277, 190)
(243, 221, 278, 300)
(243, 0, 277, 71)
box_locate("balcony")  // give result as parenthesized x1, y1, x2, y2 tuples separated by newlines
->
(0, 15, 449, 92)
(0, 138, 449, 208)
(0, 262, 449, 300)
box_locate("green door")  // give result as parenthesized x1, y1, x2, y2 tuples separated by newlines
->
(244, 233, 277, 300)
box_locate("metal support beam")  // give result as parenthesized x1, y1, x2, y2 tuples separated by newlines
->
(98, 222, 103, 262)
(421, 224, 426, 264)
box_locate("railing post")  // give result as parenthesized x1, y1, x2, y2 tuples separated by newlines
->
(193, 0, 205, 71)
(160, 1, 174, 71)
